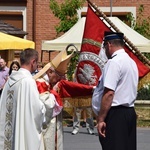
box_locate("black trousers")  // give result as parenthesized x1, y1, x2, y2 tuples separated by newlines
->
(0, 89, 2, 97)
(99, 106, 136, 150)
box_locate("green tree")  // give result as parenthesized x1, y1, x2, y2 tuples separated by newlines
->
(134, 5, 150, 60)
(126, 5, 150, 60)
(50, 0, 85, 35)
(134, 5, 150, 39)
(126, 5, 150, 39)
(67, 52, 79, 81)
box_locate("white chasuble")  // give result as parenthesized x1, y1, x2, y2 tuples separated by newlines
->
(0, 68, 46, 150)
(43, 113, 63, 150)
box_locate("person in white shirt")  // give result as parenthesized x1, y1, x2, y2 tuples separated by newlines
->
(92, 31, 139, 150)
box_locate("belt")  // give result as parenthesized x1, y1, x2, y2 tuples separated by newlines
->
(111, 105, 133, 109)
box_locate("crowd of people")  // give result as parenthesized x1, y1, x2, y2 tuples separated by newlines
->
(0, 31, 139, 150)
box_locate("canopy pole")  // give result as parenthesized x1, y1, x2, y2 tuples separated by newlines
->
(8, 50, 14, 67)
(49, 51, 51, 61)
(86, 0, 150, 67)
(110, 0, 113, 17)
(41, 50, 43, 62)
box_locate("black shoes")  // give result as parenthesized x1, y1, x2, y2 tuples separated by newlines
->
(80, 121, 86, 128)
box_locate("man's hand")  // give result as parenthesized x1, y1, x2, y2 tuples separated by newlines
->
(97, 121, 106, 138)
(97, 88, 114, 138)
(53, 82, 59, 92)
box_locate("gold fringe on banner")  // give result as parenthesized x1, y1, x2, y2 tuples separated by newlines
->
(138, 72, 150, 90)
(63, 96, 92, 116)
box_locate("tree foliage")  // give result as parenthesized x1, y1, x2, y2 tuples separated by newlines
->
(50, 0, 85, 34)
(137, 83, 150, 100)
(126, 5, 150, 60)
(67, 52, 79, 81)
(126, 5, 150, 39)
(134, 5, 150, 39)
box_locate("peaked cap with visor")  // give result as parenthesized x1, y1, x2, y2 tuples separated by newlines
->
(104, 31, 124, 41)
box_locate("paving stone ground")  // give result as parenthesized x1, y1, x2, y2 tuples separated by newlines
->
(63, 127, 150, 150)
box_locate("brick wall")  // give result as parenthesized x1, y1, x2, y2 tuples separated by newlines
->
(26, 0, 60, 63)
(92, 0, 150, 18)
(26, 0, 150, 63)
(27, 0, 33, 41)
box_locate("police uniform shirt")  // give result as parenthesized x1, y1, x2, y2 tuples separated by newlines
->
(92, 49, 138, 116)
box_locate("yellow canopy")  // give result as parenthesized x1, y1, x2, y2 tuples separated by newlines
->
(0, 32, 35, 50)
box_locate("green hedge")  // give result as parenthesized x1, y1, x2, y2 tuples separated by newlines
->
(137, 84, 150, 100)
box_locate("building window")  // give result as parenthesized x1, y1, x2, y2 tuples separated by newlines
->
(0, 12, 23, 31)
(0, 6, 27, 60)
(0, 6, 27, 34)
(78, 7, 136, 27)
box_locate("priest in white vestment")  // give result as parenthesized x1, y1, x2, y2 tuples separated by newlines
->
(0, 49, 46, 150)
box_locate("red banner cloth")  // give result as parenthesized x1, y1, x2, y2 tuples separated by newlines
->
(124, 45, 150, 77)
(36, 79, 63, 107)
(58, 80, 94, 98)
(76, 5, 149, 82)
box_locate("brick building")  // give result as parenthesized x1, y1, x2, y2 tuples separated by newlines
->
(0, 0, 149, 62)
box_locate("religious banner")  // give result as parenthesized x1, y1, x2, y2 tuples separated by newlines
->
(76, 5, 150, 86)
(76, 5, 109, 86)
